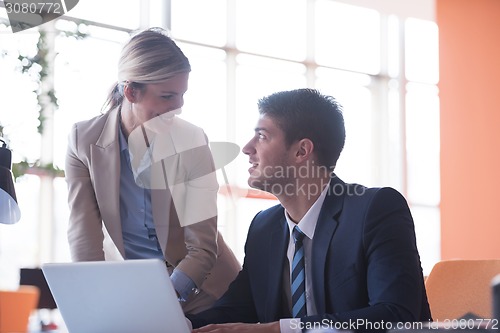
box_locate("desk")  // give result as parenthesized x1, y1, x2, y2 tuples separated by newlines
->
(389, 319, 496, 332)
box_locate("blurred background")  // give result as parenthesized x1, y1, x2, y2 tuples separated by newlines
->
(1, 0, 498, 289)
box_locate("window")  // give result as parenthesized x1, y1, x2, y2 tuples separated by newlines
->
(171, 0, 440, 272)
(235, 0, 307, 61)
(0, 0, 439, 288)
(315, 0, 380, 74)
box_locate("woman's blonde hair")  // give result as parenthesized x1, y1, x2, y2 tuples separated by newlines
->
(102, 27, 191, 113)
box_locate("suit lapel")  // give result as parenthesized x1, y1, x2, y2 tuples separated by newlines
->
(265, 213, 289, 321)
(91, 107, 125, 257)
(311, 176, 345, 313)
(151, 188, 173, 257)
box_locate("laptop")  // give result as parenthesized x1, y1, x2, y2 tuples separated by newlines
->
(42, 259, 190, 333)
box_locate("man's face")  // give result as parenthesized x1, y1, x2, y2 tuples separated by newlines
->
(242, 114, 296, 193)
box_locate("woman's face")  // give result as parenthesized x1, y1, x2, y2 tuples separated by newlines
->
(130, 72, 189, 124)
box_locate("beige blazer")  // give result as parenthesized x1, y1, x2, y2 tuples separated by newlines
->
(65, 107, 240, 308)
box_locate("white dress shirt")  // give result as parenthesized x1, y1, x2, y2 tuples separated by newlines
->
(280, 181, 330, 333)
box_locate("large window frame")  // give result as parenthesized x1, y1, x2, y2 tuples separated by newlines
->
(0, 0, 439, 290)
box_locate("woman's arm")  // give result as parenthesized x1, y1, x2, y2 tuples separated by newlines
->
(65, 123, 106, 261)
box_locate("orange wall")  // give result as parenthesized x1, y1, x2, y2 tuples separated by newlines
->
(438, 0, 500, 259)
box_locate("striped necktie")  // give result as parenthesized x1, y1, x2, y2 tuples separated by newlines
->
(291, 225, 307, 317)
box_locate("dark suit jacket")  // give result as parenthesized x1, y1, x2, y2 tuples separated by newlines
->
(189, 176, 432, 329)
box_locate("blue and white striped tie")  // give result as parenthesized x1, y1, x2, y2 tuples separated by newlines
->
(291, 226, 307, 318)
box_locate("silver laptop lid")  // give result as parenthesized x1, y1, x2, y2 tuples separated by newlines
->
(42, 259, 189, 333)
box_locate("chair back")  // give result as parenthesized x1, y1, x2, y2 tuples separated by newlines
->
(0, 285, 40, 333)
(425, 259, 500, 320)
(20, 268, 57, 309)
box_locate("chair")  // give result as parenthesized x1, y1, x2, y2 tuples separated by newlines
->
(19, 268, 58, 331)
(0, 285, 40, 333)
(20, 268, 57, 310)
(425, 259, 500, 320)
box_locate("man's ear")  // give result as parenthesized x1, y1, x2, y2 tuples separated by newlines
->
(123, 84, 138, 103)
(295, 138, 314, 162)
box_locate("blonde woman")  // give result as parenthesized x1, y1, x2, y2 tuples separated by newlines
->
(65, 28, 240, 314)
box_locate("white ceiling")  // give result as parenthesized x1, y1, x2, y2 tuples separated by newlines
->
(334, 0, 435, 21)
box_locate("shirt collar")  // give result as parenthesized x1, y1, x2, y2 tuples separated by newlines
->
(285, 180, 331, 241)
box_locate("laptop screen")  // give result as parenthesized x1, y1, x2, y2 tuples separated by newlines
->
(42, 259, 190, 333)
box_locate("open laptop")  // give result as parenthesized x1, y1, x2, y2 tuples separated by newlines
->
(42, 259, 190, 333)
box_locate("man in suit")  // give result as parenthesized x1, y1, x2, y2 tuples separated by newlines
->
(189, 88, 431, 332)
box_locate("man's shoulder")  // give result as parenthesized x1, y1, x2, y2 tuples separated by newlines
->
(328, 176, 408, 209)
(243, 204, 286, 251)
(336, 182, 409, 213)
(331, 175, 403, 199)
(254, 202, 284, 221)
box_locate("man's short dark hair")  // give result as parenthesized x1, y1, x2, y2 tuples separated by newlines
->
(258, 88, 346, 170)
